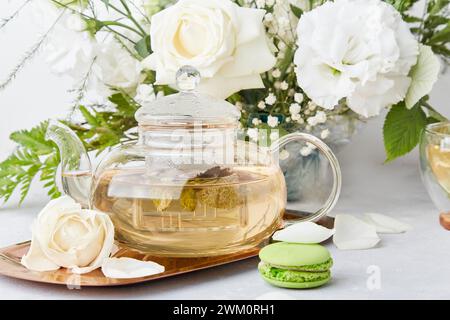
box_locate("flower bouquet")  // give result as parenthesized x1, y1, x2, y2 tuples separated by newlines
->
(0, 0, 449, 204)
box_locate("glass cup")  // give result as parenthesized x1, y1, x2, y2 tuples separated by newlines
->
(420, 122, 450, 229)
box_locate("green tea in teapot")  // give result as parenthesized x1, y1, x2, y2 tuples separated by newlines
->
(85, 166, 285, 256)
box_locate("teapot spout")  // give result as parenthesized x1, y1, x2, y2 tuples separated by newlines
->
(46, 120, 92, 207)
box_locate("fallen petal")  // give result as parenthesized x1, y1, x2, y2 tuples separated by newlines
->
(272, 222, 335, 244)
(101, 258, 165, 279)
(333, 214, 380, 250)
(363, 213, 412, 234)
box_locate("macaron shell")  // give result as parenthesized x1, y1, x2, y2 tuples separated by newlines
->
(259, 243, 331, 267)
(261, 274, 331, 289)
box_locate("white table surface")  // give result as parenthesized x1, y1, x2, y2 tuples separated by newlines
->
(1, 116, 449, 300)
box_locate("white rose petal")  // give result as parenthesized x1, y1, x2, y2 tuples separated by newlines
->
(333, 214, 380, 250)
(101, 258, 165, 279)
(405, 45, 441, 109)
(21, 196, 115, 274)
(143, 0, 276, 99)
(363, 213, 412, 234)
(273, 222, 335, 244)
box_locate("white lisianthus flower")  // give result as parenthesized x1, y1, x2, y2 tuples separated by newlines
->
(143, 0, 276, 99)
(267, 115, 279, 128)
(21, 197, 115, 274)
(37, 4, 97, 82)
(92, 39, 143, 94)
(294, 0, 419, 117)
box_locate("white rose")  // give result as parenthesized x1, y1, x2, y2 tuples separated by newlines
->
(294, 0, 419, 117)
(21, 196, 115, 274)
(143, 0, 276, 99)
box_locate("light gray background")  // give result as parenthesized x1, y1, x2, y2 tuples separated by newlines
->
(0, 0, 449, 299)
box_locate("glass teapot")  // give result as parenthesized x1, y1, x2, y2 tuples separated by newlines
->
(47, 66, 342, 257)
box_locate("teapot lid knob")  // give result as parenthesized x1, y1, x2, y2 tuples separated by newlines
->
(176, 66, 201, 92)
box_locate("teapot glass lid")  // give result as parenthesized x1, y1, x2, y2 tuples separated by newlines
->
(135, 66, 241, 127)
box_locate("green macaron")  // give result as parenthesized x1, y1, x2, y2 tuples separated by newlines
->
(258, 242, 333, 289)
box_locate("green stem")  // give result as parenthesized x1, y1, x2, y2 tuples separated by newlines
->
(50, 0, 144, 38)
(423, 102, 448, 122)
(102, 20, 143, 36)
(119, 0, 147, 35)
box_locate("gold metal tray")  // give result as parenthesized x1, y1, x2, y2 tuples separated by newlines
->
(0, 211, 334, 287)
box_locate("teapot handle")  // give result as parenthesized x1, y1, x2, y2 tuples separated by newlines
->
(270, 132, 342, 225)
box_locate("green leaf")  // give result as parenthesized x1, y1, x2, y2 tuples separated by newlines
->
(9, 122, 54, 155)
(79, 105, 99, 126)
(134, 35, 151, 59)
(383, 103, 428, 162)
(109, 92, 140, 117)
(290, 4, 303, 18)
(429, 0, 450, 15)
(429, 23, 450, 44)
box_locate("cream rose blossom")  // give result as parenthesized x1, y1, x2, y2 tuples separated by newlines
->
(294, 0, 419, 117)
(143, 0, 276, 98)
(21, 196, 115, 274)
